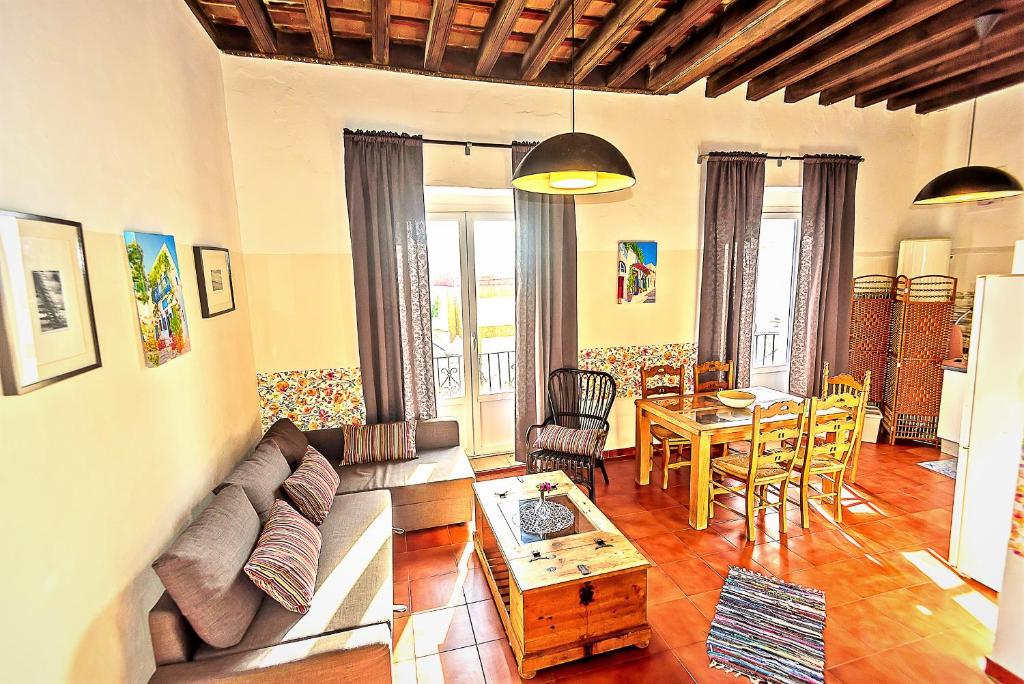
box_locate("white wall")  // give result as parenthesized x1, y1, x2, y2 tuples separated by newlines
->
(0, 2, 259, 681)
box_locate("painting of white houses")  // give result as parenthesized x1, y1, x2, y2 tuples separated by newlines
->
(124, 231, 191, 367)
(617, 241, 657, 304)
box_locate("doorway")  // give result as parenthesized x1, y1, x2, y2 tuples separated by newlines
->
(749, 211, 800, 391)
(426, 210, 516, 457)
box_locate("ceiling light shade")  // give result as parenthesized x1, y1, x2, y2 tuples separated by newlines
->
(913, 165, 1023, 205)
(512, 132, 636, 195)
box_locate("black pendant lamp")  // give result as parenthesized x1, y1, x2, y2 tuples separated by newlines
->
(511, 0, 635, 195)
(914, 12, 1023, 206)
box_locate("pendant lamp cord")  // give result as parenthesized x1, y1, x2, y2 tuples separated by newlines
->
(967, 97, 977, 166)
(570, 0, 576, 133)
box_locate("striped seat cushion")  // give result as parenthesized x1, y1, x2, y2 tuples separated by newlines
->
(243, 499, 322, 614)
(341, 421, 417, 463)
(532, 425, 606, 458)
(282, 446, 340, 525)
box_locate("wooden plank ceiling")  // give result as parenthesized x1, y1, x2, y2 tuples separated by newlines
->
(186, 0, 1024, 112)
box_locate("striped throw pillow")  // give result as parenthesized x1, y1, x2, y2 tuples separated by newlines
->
(244, 499, 322, 614)
(282, 446, 340, 525)
(341, 421, 417, 464)
(532, 425, 607, 458)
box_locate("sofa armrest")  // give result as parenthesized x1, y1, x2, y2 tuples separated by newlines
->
(149, 592, 196, 666)
(416, 418, 460, 450)
(150, 624, 392, 683)
(304, 428, 343, 462)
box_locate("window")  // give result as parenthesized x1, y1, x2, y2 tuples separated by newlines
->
(751, 214, 799, 370)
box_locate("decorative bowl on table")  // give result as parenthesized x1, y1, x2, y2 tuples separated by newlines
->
(717, 389, 756, 409)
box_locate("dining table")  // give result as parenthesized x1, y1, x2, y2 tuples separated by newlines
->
(634, 385, 810, 530)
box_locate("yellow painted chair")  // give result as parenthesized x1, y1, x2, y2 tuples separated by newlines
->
(820, 362, 871, 483)
(708, 399, 807, 540)
(793, 391, 863, 527)
(641, 364, 691, 490)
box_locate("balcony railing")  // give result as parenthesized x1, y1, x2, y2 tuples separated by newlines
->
(433, 350, 515, 398)
(753, 331, 782, 368)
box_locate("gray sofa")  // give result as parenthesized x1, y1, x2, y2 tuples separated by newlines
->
(147, 417, 474, 682)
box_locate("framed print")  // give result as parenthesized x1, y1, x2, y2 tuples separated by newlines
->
(193, 245, 235, 318)
(0, 210, 102, 395)
(617, 241, 657, 304)
(124, 231, 191, 367)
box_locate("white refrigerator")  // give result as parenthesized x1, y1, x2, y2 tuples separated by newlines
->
(949, 274, 1024, 591)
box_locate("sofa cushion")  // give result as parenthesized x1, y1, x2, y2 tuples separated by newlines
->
(283, 446, 341, 525)
(194, 490, 394, 660)
(262, 418, 310, 468)
(152, 485, 264, 649)
(334, 445, 473, 507)
(245, 500, 322, 614)
(216, 441, 291, 518)
(341, 421, 416, 463)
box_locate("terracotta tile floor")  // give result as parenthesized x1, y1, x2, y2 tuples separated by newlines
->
(391, 442, 998, 683)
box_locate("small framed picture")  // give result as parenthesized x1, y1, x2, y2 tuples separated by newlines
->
(193, 245, 235, 318)
(0, 210, 102, 395)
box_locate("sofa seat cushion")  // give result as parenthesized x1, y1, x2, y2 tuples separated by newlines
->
(333, 446, 473, 507)
(194, 490, 393, 660)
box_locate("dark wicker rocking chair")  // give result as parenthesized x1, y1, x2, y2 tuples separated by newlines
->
(525, 368, 617, 501)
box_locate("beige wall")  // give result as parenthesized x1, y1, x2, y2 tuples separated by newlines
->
(908, 85, 1024, 288)
(0, 2, 259, 682)
(221, 55, 932, 447)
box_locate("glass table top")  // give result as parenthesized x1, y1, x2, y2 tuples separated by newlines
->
(647, 386, 803, 428)
(497, 490, 597, 544)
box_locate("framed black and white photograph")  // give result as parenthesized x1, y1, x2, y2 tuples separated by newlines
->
(0, 210, 102, 395)
(193, 245, 235, 318)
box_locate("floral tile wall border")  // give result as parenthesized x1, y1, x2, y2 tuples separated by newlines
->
(257, 367, 365, 431)
(578, 342, 697, 397)
(258, 342, 694, 430)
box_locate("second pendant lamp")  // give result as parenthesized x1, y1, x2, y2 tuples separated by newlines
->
(511, 0, 636, 195)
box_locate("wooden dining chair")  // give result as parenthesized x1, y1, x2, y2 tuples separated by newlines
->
(792, 391, 862, 527)
(694, 359, 735, 392)
(708, 399, 807, 540)
(820, 362, 871, 482)
(641, 364, 691, 490)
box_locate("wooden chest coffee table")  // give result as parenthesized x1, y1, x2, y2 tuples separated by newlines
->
(472, 471, 650, 678)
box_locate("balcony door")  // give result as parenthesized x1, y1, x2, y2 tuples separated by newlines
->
(749, 211, 800, 391)
(426, 212, 515, 456)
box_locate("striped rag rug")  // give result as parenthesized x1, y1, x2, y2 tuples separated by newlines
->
(707, 566, 826, 684)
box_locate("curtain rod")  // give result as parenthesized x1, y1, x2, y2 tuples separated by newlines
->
(696, 153, 865, 164)
(423, 137, 514, 154)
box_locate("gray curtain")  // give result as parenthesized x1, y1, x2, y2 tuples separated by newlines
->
(512, 142, 578, 462)
(789, 154, 861, 397)
(344, 130, 436, 424)
(698, 152, 767, 387)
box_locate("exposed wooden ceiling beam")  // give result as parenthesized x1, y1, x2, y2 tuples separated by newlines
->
(235, 0, 278, 53)
(814, 12, 1024, 107)
(705, 0, 889, 98)
(424, 0, 459, 70)
(649, 0, 818, 94)
(784, 0, 1009, 103)
(475, 0, 528, 76)
(606, 0, 721, 89)
(520, 0, 581, 81)
(183, 0, 219, 43)
(746, 0, 960, 101)
(915, 69, 1024, 113)
(372, 0, 391, 64)
(850, 25, 1024, 107)
(889, 53, 1024, 111)
(302, 0, 335, 59)
(573, 0, 663, 82)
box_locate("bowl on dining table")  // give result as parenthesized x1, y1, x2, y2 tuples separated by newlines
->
(717, 389, 756, 409)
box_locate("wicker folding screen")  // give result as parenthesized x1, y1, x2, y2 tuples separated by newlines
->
(881, 275, 956, 445)
(848, 275, 896, 405)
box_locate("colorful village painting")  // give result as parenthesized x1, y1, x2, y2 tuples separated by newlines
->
(124, 231, 191, 367)
(617, 241, 657, 304)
